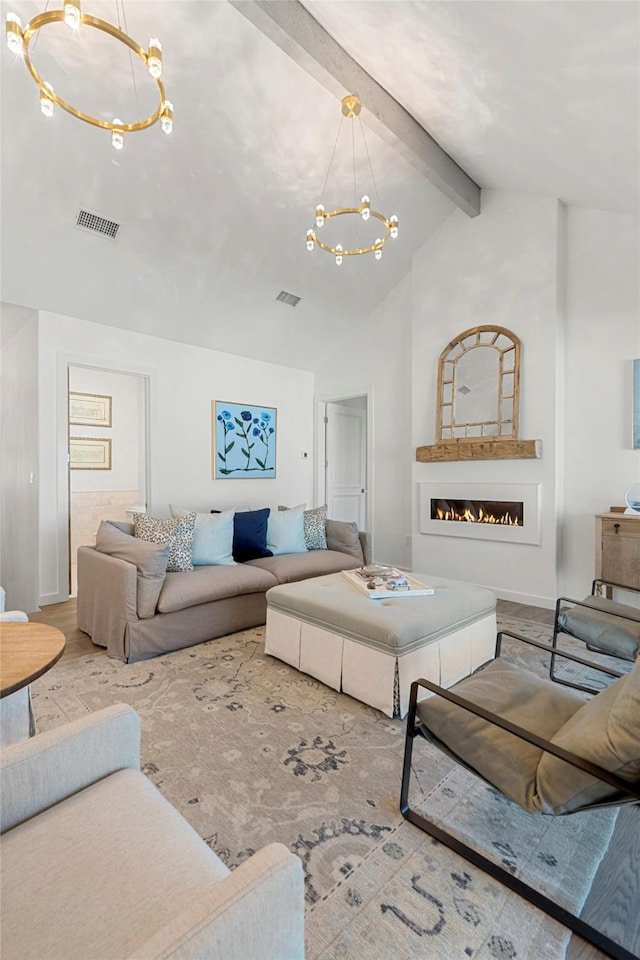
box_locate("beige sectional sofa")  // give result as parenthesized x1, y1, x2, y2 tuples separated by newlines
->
(77, 519, 370, 663)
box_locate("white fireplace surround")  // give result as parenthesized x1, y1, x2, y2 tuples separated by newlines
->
(419, 482, 542, 545)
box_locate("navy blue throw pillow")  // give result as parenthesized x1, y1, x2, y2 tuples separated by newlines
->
(212, 508, 273, 562)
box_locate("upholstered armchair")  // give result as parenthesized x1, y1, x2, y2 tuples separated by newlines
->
(1, 704, 305, 959)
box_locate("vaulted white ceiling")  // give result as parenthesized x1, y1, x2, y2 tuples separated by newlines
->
(1, 1, 638, 370)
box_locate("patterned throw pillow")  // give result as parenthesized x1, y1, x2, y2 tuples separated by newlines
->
(133, 513, 196, 572)
(277, 504, 328, 551)
(303, 504, 327, 550)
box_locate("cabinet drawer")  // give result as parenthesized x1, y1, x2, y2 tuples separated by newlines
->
(601, 519, 640, 539)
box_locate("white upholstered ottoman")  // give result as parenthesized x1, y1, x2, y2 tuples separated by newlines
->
(265, 572, 497, 718)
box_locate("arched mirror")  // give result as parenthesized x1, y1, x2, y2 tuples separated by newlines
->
(437, 326, 520, 441)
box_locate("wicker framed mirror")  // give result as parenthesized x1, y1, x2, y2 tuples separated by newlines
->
(437, 325, 520, 441)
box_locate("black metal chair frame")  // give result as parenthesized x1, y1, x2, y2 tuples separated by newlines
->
(400, 629, 640, 960)
(550, 579, 640, 694)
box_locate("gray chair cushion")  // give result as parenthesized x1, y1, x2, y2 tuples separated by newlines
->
(537, 657, 640, 813)
(558, 596, 640, 660)
(95, 521, 169, 619)
(417, 659, 584, 813)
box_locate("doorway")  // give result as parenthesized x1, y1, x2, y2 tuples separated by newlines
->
(320, 394, 370, 534)
(68, 365, 148, 595)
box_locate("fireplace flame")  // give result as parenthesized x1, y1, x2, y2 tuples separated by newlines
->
(435, 505, 522, 526)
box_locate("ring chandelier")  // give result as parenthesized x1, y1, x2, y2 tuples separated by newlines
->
(5, 0, 173, 149)
(306, 95, 398, 265)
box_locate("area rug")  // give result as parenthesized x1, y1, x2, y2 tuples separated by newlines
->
(30, 617, 620, 960)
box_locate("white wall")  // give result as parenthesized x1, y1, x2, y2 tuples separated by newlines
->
(0, 303, 40, 612)
(411, 192, 562, 605)
(69, 366, 145, 496)
(38, 311, 315, 604)
(315, 273, 413, 567)
(560, 208, 640, 597)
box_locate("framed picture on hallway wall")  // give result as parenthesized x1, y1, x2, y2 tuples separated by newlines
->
(70, 438, 112, 470)
(212, 401, 277, 478)
(69, 392, 112, 427)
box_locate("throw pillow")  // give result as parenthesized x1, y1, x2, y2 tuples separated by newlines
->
(228, 508, 273, 562)
(95, 520, 169, 619)
(325, 519, 363, 562)
(267, 505, 308, 555)
(302, 504, 327, 550)
(133, 513, 196, 573)
(170, 506, 236, 566)
(278, 503, 327, 550)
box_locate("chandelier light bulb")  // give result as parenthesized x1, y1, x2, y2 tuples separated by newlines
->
(111, 120, 124, 150)
(306, 230, 315, 252)
(390, 215, 399, 239)
(360, 195, 370, 221)
(374, 240, 382, 260)
(315, 204, 325, 228)
(335, 244, 343, 266)
(160, 100, 173, 134)
(40, 83, 54, 117)
(5, 12, 24, 55)
(64, 0, 81, 30)
(147, 38, 162, 79)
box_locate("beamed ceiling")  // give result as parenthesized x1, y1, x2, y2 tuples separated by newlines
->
(1, 0, 638, 369)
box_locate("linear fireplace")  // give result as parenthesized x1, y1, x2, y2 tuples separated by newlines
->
(431, 498, 524, 527)
(420, 483, 541, 544)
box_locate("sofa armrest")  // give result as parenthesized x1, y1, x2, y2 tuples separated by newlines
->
(0, 704, 140, 833)
(77, 545, 138, 653)
(135, 842, 304, 960)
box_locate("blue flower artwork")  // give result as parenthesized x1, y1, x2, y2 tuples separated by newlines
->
(634, 360, 640, 450)
(213, 401, 277, 478)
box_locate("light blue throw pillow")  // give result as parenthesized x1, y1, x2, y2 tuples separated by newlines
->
(267, 505, 308, 555)
(170, 506, 236, 566)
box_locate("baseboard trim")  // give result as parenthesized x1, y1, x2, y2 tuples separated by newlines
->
(494, 587, 555, 610)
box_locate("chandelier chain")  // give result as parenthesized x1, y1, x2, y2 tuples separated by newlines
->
(319, 115, 343, 201)
(351, 118, 359, 246)
(119, 0, 140, 116)
(31, 0, 50, 55)
(359, 118, 381, 208)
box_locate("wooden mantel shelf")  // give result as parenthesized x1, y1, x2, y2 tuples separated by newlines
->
(416, 439, 542, 462)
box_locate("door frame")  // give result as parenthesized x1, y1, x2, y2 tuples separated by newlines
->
(314, 387, 374, 550)
(51, 353, 153, 605)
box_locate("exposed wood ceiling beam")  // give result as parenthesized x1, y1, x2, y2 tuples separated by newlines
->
(228, 0, 481, 217)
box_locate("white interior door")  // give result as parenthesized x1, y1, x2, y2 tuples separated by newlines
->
(325, 401, 367, 529)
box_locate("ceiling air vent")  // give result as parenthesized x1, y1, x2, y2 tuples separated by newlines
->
(75, 209, 121, 240)
(275, 290, 301, 308)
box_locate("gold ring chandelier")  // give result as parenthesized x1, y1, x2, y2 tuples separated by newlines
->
(306, 95, 398, 265)
(5, 0, 173, 149)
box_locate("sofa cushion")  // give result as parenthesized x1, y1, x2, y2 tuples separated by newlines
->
(157, 564, 278, 614)
(134, 514, 196, 573)
(536, 657, 640, 813)
(95, 521, 169, 619)
(558, 598, 640, 660)
(170, 506, 236, 566)
(325, 519, 363, 562)
(247, 549, 361, 584)
(267, 505, 307, 555)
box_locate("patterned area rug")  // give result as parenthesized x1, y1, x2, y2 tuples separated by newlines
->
(31, 616, 621, 960)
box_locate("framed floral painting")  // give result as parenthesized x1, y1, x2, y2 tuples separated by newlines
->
(212, 401, 277, 478)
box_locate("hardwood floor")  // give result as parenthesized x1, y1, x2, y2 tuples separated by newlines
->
(28, 598, 638, 960)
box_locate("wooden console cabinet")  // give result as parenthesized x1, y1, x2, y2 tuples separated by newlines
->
(595, 512, 640, 590)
